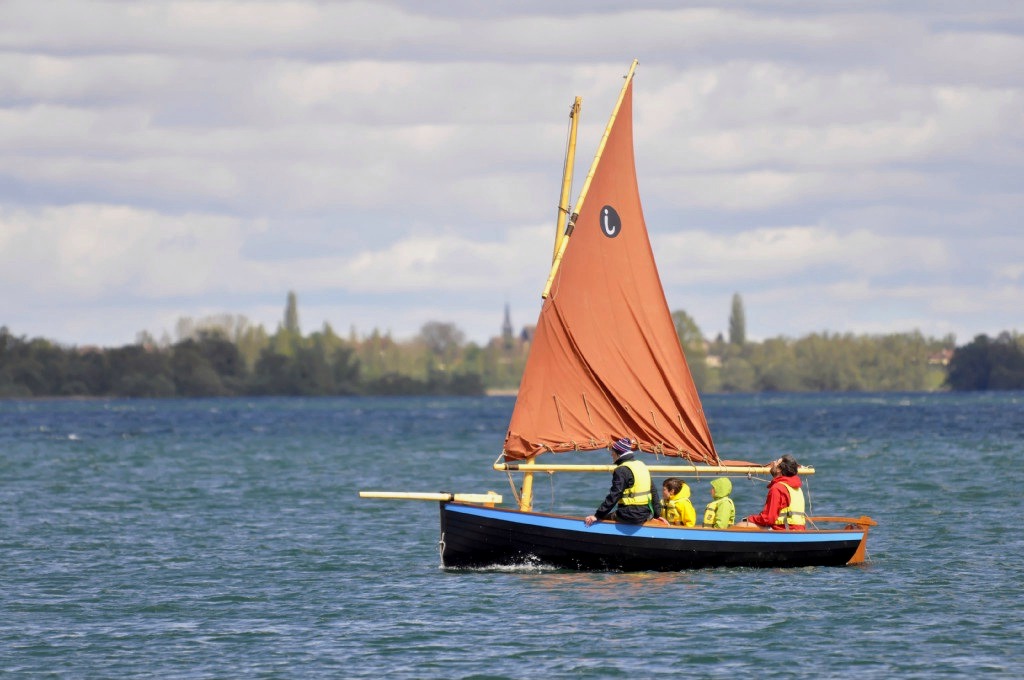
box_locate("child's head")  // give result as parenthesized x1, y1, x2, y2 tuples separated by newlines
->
(710, 477, 732, 499)
(662, 477, 683, 499)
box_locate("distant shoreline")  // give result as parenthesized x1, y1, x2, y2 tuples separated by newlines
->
(2, 392, 525, 401)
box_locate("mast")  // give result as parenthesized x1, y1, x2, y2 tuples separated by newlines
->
(552, 97, 582, 262)
(522, 95, 583, 513)
(542, 58, 638, 299)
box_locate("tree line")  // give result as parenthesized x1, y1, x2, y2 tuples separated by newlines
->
(0, 293, 525, 399)
(1, 292, 1021, 398)
(679, 295, 1023, 392)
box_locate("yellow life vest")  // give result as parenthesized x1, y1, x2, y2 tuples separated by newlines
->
(774, 481, 806, 528)
(703, 496, 735, 528)
(663, 491, 696, 526)
(618, 459, 652, 506)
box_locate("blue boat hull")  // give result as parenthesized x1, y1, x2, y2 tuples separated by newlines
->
(439, 502, 869, 571)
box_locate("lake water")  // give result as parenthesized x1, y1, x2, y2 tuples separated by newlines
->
(2, 393, 1023, 678)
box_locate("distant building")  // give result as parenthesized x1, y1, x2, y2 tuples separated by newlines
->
(489, 305, 535, 353)
(502, 303, 514, 349)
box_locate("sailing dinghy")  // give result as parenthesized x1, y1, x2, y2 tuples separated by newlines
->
(362, 60, 875, 571)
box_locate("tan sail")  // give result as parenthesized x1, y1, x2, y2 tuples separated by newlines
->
(503, 61, 717, 464)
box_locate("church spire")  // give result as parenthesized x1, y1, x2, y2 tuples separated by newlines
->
(502, 303, 514, 349)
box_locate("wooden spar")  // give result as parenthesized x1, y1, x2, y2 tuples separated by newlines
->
(519, 470, 534, 512)
(522, 95, 583, 513)
(542, 58, 639, 299)
(811, 515, 878, 527)
(495, 462, 816, 476)
(552, 96, 582, 263)
(359, 491, 502, 505)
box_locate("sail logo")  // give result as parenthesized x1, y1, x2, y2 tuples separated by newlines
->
(600, 206, 621, 238)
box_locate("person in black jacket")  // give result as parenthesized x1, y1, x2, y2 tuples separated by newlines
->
(584, 437, 662, 526)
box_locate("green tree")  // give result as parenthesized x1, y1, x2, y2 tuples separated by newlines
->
(793, 333, 864, 391)
(749, 338, 799, 392)
(168, 335, 243, 395)
(947, 332, 1024, 390)
(719, 356, 756, 392)
(65, 349, 111, 395)
(728, 293, 746, 347)
(252, 349, 291, 394)
(671, 309, 710, 392)
(284, 290, 300, 335)
(172, 340, 227, 396)
(356, 329, 399, 382)
(107, 345, 175, 397)
(236, 323, 269, 370)
(289, 345, 334, 395)
(331, 345, 361, 394)
(418, 321, 465, 369)
(310, 323, 360, 394)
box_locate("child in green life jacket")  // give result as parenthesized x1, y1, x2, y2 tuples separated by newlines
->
(660, 478, 696, 527)
(703, 477, 736, 528)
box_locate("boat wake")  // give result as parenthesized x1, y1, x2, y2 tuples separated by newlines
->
(439, 554, 563, 573)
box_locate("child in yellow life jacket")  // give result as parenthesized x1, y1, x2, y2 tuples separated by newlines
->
(703, 477, 736, 528)
(660, 478, 696, 526)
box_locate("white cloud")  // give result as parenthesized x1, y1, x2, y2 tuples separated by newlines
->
(655, 226, 950, 285)
(0, 204, 254, 298)
(996, 263, 1024, 282)
(638, 63, 1024, 175)
(0, 1, 1021, 348)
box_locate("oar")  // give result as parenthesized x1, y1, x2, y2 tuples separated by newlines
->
(359, 491, 502, 505)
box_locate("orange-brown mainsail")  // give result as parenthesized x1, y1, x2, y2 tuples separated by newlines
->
(503, 65, 718, 465)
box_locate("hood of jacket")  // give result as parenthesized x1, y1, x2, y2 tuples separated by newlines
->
(667, 482, 692, 501)
(771, 473, 802, 489)
(710, 477, 732, 499)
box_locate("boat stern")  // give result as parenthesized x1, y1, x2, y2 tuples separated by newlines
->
(811, 515, 878, 565)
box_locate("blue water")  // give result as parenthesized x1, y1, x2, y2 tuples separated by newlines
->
(2, 393, 1023, 677)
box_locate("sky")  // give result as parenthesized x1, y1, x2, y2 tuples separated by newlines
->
(1, 1, 1022, 349)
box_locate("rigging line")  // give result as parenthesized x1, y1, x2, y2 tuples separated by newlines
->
(804, 476, 812, 516)
(496, 452, 521, 504)
(504, 471, 520, 505)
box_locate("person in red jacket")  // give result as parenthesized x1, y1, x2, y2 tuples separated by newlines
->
(742, 454, 806, 531)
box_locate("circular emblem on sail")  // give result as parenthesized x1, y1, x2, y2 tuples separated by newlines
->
(600, 205, 621, 238)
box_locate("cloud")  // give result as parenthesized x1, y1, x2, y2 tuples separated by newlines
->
(0, 201, 552, 344)
(655, 225, 950, 286)
(0, 1, 1021, 348)
(0, 204, 255, 298)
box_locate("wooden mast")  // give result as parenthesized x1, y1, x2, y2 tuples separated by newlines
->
(552, 96, 582, 262)
(521, 95, 583, 513)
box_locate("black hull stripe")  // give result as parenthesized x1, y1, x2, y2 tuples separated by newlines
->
(440, 503, 863, 571)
